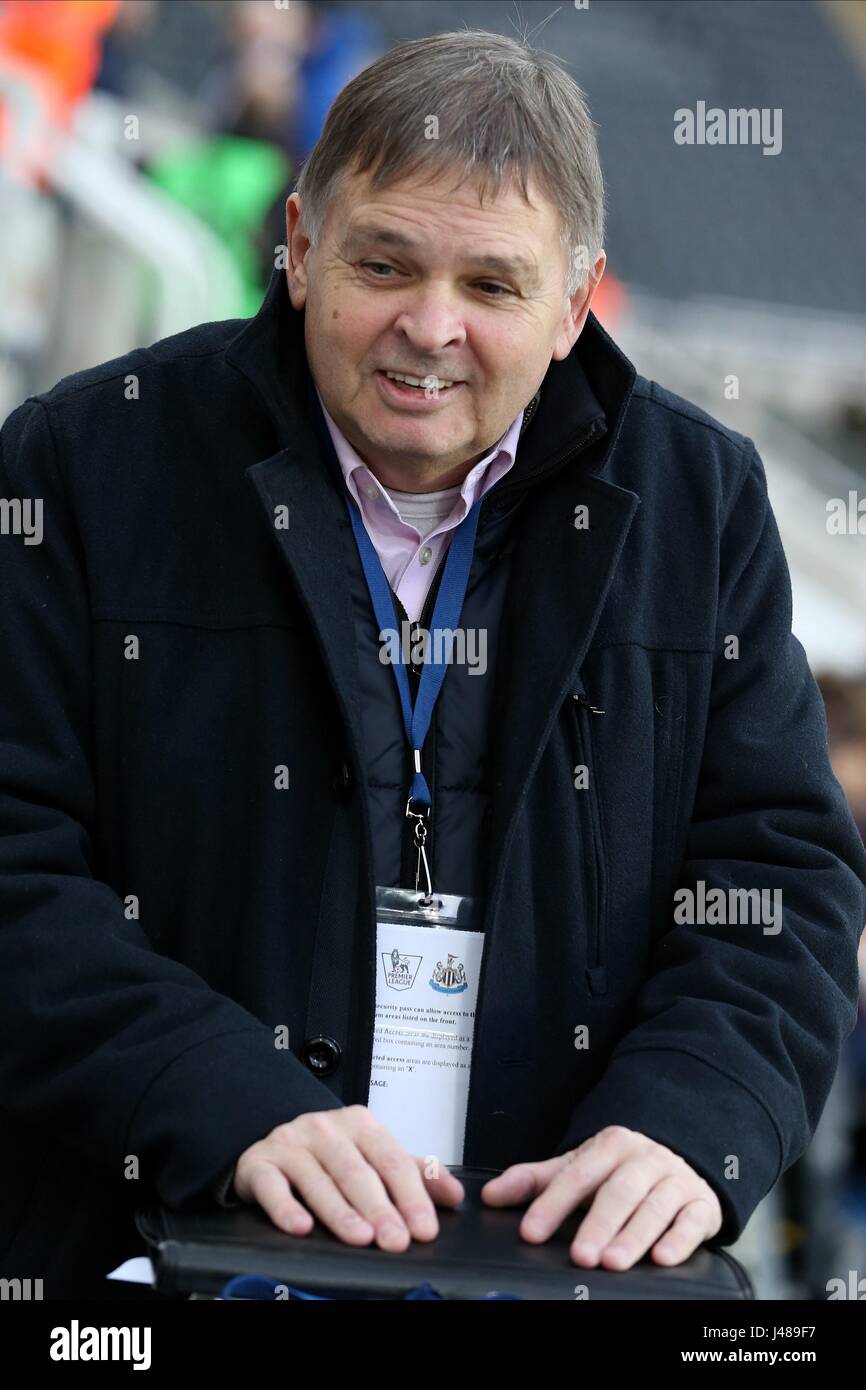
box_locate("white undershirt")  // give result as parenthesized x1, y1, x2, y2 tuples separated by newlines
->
(382, 483, 463, 539)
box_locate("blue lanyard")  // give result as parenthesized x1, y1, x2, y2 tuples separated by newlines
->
(345, 492, 483, 818)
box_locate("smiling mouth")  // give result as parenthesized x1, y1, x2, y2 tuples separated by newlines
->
(375, 371, 465, 405)
(379, 370, 463, 389)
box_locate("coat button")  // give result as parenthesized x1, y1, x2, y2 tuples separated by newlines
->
(331, 760, 354, 798)
(300, 1035, 342, 1076)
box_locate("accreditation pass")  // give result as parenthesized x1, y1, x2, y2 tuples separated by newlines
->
(366, 914, 484, 1166)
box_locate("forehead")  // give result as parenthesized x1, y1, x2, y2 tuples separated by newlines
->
(331, 163, 562, 270)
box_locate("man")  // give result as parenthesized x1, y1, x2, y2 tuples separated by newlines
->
(0, 30, 864, 1300)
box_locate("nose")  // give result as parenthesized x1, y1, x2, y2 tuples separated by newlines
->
(392, 285, 467, 357)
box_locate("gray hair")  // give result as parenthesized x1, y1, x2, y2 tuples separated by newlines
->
(293, 28, 605, 299)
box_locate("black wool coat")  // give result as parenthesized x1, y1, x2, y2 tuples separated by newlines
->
(1, 269, 864, 1298)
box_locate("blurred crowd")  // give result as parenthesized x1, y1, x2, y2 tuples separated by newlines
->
(95, 0, 381, 310)
(820, 672, 866, 845)
(818, 670, 866, 1169)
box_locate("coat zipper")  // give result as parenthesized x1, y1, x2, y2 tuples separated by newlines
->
(457, 420, 608, 1156)
(571, 679, 609, 997)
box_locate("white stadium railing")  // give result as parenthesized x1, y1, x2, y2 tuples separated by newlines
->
(615, 290, 866, 674)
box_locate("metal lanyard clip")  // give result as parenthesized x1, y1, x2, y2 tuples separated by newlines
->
(405, 797, 433, 905)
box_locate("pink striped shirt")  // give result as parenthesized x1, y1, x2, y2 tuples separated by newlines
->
(314, 385, 523, 622)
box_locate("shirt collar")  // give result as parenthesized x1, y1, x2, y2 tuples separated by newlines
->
(312, 382, 523, 520)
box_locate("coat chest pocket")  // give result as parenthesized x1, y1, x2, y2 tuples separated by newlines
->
(568, 678, 609, 998)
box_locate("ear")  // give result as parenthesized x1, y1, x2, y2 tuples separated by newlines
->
(285, 194, 313, 309)
(551, 251, 607, 361)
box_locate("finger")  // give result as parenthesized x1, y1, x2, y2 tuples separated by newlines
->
(281, 1148, 378, 1246)
(309, 1123, 413, 1252)
(412, 1155, 466, 1208)
(519, 1131, 635, 1242)
(481, 1157, 571, 1206)
(652, 1199, 720, 1265)
(350, 1129, 440, 1243)
(591, 1176, 685, 1270)
(241, 1159, 315, 1236)
(568, 1156, 668, 1263)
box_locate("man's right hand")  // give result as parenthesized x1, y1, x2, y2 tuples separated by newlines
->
(232, 1105, 465, 1251)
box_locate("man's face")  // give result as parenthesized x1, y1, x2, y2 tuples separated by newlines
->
(285, 164, 605, 488)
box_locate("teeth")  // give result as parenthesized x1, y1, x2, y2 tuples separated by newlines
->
(385, 371, 454, 389)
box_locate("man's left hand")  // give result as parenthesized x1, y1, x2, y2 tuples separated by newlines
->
(480, 1125, 723, 1269)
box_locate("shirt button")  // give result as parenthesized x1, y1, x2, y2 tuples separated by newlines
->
(419, 546, 433, 565)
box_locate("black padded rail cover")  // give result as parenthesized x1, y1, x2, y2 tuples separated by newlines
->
(135, 1165, 755, 1300)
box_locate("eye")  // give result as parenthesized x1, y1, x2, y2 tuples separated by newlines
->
(359, 264, 513, 296)
(361, 261, 397, 278)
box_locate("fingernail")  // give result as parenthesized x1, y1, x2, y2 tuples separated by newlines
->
(573, 1242, 598, 1262)
(379, 1220, 408, 1245)
(343, 1212, 372, 1232)
(605, 1244, 631, 1266)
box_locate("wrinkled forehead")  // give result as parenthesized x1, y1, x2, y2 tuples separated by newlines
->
(326, 158, 563, 248)
(320, 163, 566, 292)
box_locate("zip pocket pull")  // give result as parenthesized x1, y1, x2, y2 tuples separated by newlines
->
(586, 965, 608, 996)
(571, 690, 606, 715)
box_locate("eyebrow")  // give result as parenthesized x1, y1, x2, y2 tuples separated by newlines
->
(341, 223, 539, 285)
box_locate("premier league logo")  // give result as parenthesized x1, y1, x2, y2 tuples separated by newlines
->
(382, 947, 422, 991)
